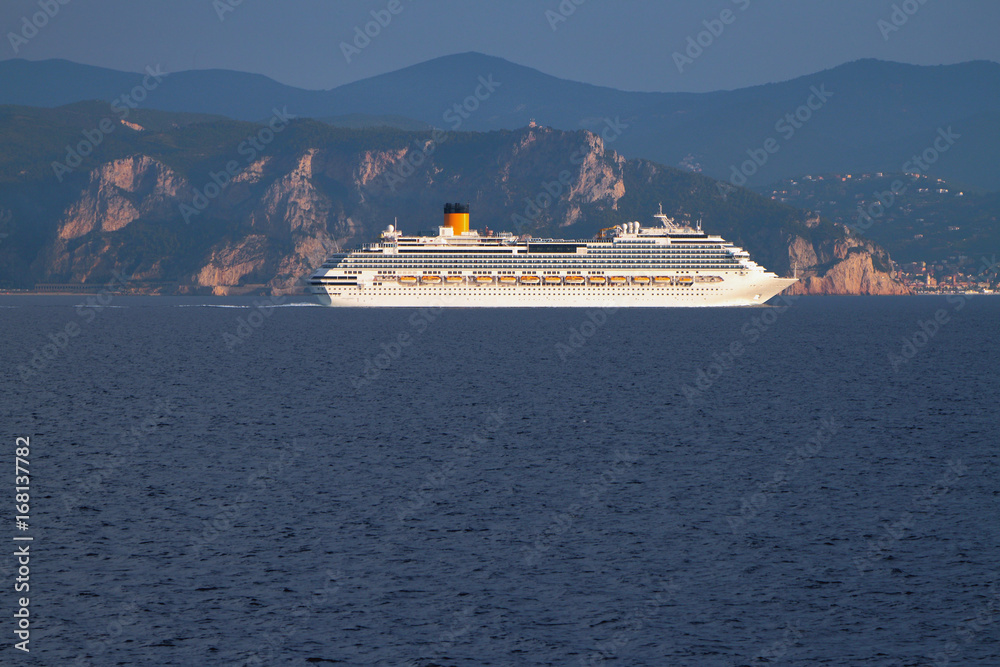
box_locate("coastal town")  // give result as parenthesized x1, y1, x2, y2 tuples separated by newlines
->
(762, 172, 999, 294)
(895, 258, 997, 294)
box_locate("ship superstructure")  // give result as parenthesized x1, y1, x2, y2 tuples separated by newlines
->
(308, 203, 797, 307)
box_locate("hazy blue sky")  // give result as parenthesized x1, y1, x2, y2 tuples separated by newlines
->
(3, 0, 998, 92)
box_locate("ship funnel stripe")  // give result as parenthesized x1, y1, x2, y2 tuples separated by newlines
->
(444, 201, 470, 234)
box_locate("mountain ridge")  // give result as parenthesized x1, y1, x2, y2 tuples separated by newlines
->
(0, 104, 904, 296)
(3, 54, 998, 189)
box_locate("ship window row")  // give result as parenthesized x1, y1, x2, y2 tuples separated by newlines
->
(342, 257, 737, 264)
(353, 250, 731, 258)
(591, 248, 724, 252)
(341, 260, 742, 266)
(339, 264, 743, 270)
(342, 263, 741, 268)
(341, 262, 742, 267)
(344, 262, 743, 271)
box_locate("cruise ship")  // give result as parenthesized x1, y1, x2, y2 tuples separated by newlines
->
(308, 203, 797, 307)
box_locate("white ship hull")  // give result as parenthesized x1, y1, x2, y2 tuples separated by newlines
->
(308, 205, 798, 308)
(310, 274, 797, 308)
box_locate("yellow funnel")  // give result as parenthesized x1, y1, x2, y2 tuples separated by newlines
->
(444, 202, 469, 234)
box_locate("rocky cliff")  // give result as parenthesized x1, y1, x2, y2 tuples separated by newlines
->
(0, 111, 905, 295)
(785, 227, 910, 296)
(787, 238, 910, 296)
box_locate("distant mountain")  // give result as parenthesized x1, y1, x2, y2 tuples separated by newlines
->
(2, 54, 999, 189)
(0, 103, 902, 295)
(0, 59, 318, 121)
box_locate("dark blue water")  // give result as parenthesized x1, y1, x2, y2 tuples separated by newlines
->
(1, 295, 998, 666)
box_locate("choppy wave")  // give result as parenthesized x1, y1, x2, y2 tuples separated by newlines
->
(2, 296, 997, 665)
(173, 302, 322, 309)
(262, 302, 324, 308)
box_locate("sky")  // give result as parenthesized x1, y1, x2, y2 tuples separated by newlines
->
(2, 0, 999, 93)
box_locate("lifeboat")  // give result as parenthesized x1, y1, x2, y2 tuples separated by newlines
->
(499, 276, 517, 284)
(421, 275, 442, 284)
(589, 276, 607, 285)
(520, 275, 541, 285)
(695, 275, 723, 283)
(474, 275, 493, 284)
(632, 276, 651, 284)
(445, 275, 464, 284)
(564, 276, 585, 285)
(399, 276, 418, 284)
(653, 276, 672, 285)
(543, 276, 563, 284)
(676, 276, 694, 285)
(609, 276, 627, 284)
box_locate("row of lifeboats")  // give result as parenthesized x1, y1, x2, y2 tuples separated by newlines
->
(392, 274, 718, 286)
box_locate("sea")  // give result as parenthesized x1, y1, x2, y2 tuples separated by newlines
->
(1, 294, 997, 666)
